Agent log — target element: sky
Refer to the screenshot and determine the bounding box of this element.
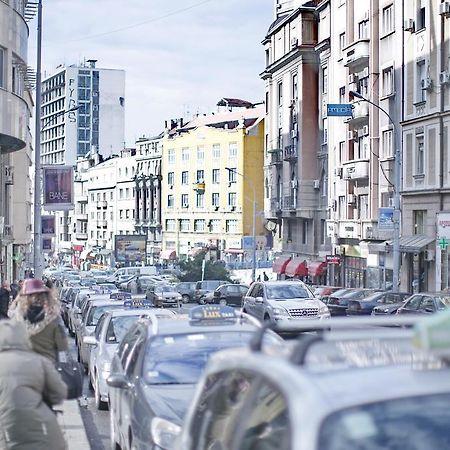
[28,0,273,146]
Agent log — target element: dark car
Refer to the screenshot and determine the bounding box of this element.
[313,286,343,304]
[327,289,380,316]
[396,293,450,315]
[346,291,411,315]
[194,280,228,304]
[175,282,197,303]
[205,284,249,306]
[372,298,409,315]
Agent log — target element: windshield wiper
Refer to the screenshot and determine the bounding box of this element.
[146,381,193,386]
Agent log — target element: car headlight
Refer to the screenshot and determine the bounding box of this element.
[151,417,181,450]
[176,294,182,300]
[319,305,329,315]
[272,307,289,317]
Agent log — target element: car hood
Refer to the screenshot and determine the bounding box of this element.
[373,302,404,312]
[158,291,180,298]
[267,298,322,309]
[142,383,196,424]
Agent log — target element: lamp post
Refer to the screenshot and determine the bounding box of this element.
[349,90,401,292]
[225,167,257,282]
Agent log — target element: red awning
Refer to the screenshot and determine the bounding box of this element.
[272,256,292,274]
[160,250,177,260]
[308,261,327,277]
[224,248,244,254]
[285,258,308,278]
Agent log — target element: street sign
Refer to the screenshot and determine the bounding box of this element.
[326,255,341,265]
[326,103,353,117]
[378,207,395,230]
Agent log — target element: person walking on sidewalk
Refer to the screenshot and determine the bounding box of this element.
[0,320,67,450]
[9,279,68,362]
[0,281,11,319]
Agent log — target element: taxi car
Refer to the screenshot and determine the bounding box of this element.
[175,314,450,450]
[242,281,329,332]
[84,300,176,410]
[107,305,281,450]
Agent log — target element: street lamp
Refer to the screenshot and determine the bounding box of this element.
[349,90,401,292]
[225,167,257,282]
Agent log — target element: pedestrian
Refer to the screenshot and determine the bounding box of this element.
[0,320,67,450]
[263,271,269,281]
[9,279,68,362]
[136,276,142,294]
[257,274,261,282]
[0,281,11,319]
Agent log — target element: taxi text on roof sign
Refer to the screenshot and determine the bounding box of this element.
[110,292,132,300]
[124,299,154,309]
[189,305,237,321]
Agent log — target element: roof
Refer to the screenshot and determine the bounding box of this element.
[216,98,255,108]
[385,235,434,253]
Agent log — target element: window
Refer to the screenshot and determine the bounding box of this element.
[212,144,220,159]
[417,6,426,31]
[168,149,175,164]
[382,66,394,96]
[416,136,424,175]
[165,219,176,231]
[167,172,174,185]
[338,141,345,164]
[322,66,328,94]
[322,118,328,144]
[210,219,221,232]
[181,194,189,208]
[180,219,190,232]
[119,209,124,219]
[212,193,220,207]
[119,189,123,200]
[413,210,426,234]
[339,32,346,53]
[228,192,237,208]
[382,4,394,35]
[226,220,238,233]
[181,171,189,185]
[356,136,369,159]
[416,60,426,102]
[196,192,205,208]
[358,20,369,39]
[292,73,298,101]
[278,81,283,106]
[196,170,204,182]
[339,86,346,104]
[125,188,130,199]
[194,220,205,232]
[182,147,189,162]
[320,219,326,245]
[228,168,237,184]
[358,76,369,97]
[125,210,130,219]
[302,220,308,245]
[339,196,346,220]
[167,194,174,208]
[228,142,238,159]
[197,146,204,160]
[212,169,220,184]
[381,130,393,158]
[358,195,369,219]
[0,49,5,86]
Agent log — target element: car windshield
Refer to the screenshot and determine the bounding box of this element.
[143,331,277,385]
[319,394,450,449]
[105,315,139,343]
[87,304,124,326]
[155,285,175,293]
[266,284,312,300]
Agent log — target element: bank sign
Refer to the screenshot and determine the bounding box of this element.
[43,166,74,210]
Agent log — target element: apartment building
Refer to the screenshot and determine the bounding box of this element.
[160,105,266,263]
[0,0,34,281]
[40,59,125,166]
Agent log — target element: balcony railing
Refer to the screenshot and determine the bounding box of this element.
[342,159,370,180]
[269,150,283,165]
[270,198,282,213]
[75,232,88,240]
[344,39,369,68]
[283,195,296,211]
[284,145,298,161]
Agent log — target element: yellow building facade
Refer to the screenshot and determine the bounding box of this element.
[160,106,266,263]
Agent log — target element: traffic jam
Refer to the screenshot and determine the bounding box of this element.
[49,265,450,450]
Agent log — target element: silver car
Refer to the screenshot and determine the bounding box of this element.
[84,306,177,410]
[242,281,329,332]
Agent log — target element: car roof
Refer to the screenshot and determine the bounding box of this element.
[254,280,307,287]
[105,308,176,318]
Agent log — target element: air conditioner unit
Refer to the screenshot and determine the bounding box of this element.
[424,249,435,261]
[347,194,356,204]
[365,226,373,239]
[421,77,433,90]
[348,73,358,84]
[360,67,369,78]
[439,1,450,17]
[439,71,450,85]
[313,179,320,189]
[335,167,343,178]
[404,19,415,32]
[291,179,298,189]
[362,125,369,136]
[347,130,357,141]
[291,129,297,139]
[291,37,298,48]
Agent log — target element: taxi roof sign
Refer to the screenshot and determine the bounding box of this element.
[124,299,154,309]
[189,305,237,322]
[110,292,132,301]
[413,309,450,356]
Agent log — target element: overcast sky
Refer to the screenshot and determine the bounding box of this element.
[28,0,273,146]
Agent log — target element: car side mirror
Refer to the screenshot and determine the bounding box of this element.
[83,336,98,346]
[255,297,264,304]
[107,374,132,390]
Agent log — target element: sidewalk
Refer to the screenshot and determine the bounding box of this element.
[58,399,90,449]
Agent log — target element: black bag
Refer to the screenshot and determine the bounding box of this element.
[56,361,84,399]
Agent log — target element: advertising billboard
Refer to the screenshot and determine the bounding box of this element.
[43,166,74,210]
[42,238,53,251]
[114,235,147,263]
[378,207,394,230]
[41,215,55,236]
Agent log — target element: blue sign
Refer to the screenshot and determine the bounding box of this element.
[378,207,395,230]
[242,236,253,250]
[327,103,353,117]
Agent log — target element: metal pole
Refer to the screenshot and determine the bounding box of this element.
[33,0,43,279]
[251,191,256,283]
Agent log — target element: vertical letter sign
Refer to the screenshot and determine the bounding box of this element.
[43,166,74,211]
[41,215,55,236]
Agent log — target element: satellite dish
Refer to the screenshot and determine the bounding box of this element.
[265,221,277,232]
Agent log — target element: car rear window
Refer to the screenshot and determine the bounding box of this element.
[86,304,124,326]
[319,394,450,450]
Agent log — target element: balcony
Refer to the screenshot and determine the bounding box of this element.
[96,201,107,208]
[75,232,88,240]
[346,101,369,125]
[96,220,108,228]
[75,213,88,221]
[342,159,370,180]
[284,145,298,162]
[344,39,369,69]
[283,195,296,211]
[269,149,283,166]
[78,195,88,203]
[338,220,362,239]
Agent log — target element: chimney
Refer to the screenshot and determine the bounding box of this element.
[87,59,97,68]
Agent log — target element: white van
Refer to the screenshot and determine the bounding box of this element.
[108,266,158,283]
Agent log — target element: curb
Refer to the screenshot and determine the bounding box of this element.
[58,399,91,449]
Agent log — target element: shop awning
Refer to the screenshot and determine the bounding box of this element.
[385,235,434,253]
[160,250,177,260]
[224,248,244,254]
[272,256,291,274]
[308,261,327,277]
[285,258,308,278]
